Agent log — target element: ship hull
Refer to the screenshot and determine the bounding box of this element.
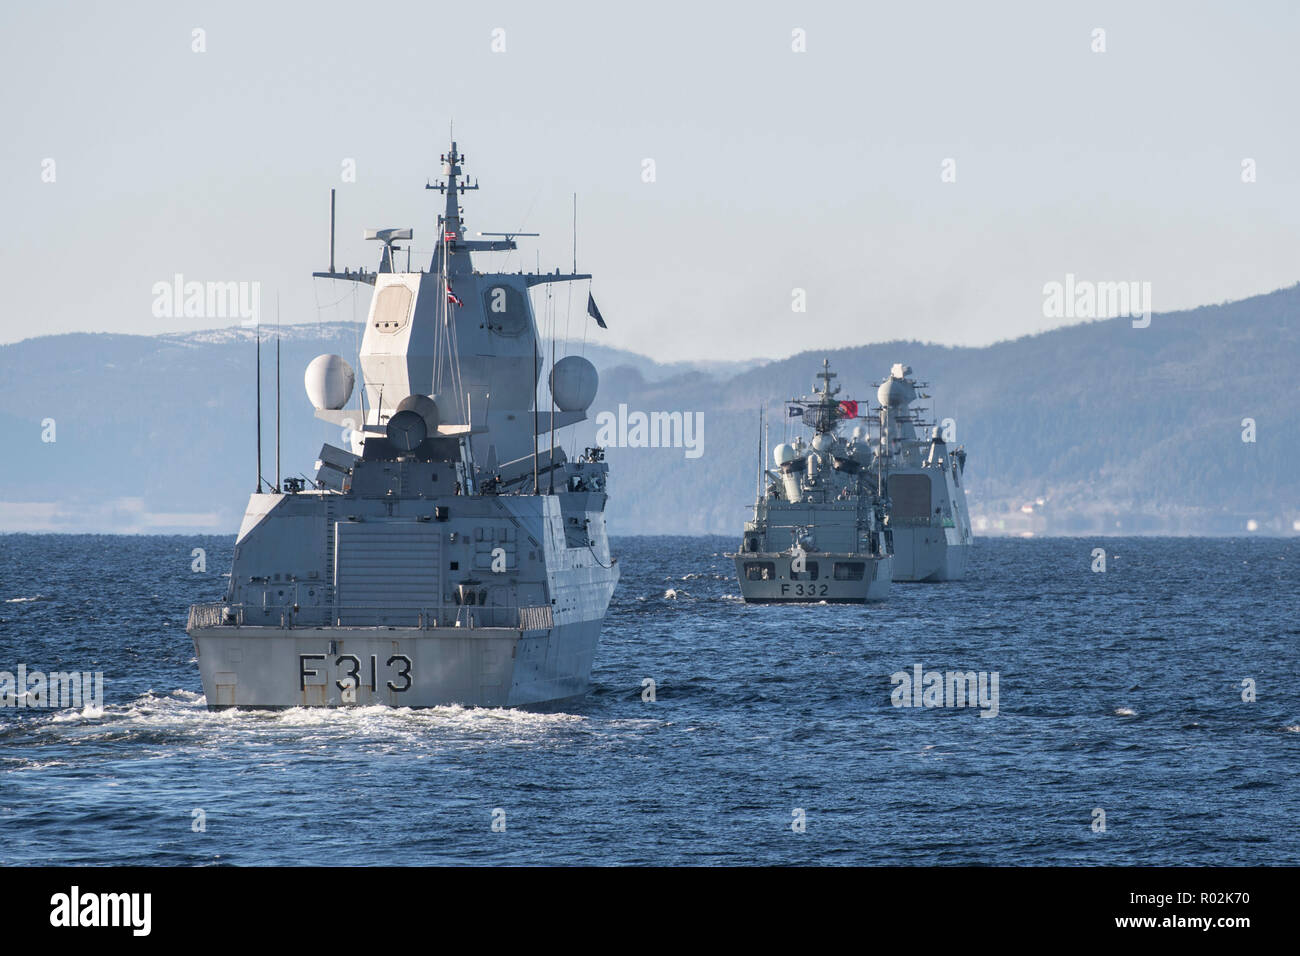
[191,485,620,709]
[891,526,969,582]
[191,618,604,709]
[731,552,892,603]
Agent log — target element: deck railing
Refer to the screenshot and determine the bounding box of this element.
[187,601,554,632]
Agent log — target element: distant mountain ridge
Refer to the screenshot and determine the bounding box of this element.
[1,284,1297,535]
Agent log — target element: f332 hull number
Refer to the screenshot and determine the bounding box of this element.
[780,584,829,597]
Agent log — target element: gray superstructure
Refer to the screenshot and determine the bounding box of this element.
[186,141,619,708]
[729,361,893,602]
[874,363,972,582]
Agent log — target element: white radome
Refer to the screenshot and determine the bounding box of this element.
[305,354,355,410]
[549,355,599,412]
[773,443,796,466]
[877,377,915,408]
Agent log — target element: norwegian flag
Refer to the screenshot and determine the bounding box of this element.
[445,282,463,307]
[838,400,860,418]
[443,230,456,242]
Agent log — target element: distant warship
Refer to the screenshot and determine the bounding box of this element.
[186,141,619,708]
[873,363,972,582]
[729,361,892,602]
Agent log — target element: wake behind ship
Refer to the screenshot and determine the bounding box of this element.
[186,141,619,708]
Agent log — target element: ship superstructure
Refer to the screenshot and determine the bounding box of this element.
[729,360,892,602]
[186,141,619,708]
[873,363,972,582]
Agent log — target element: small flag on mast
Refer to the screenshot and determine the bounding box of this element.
[446,282,462,307]
[838,400,859,418]
[587,292,607,329]
[788,406,803,418]
[443,230,456,242]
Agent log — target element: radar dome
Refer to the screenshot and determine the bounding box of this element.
[305,354,355,410]
[773,443,796,467]
[877,377,915,408]
[396,394,440,433]
[548,356,599,412]
[812,432,835,454]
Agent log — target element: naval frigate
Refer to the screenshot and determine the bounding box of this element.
[729,360,893,602]
[874,363,972,582]
[186,140,619,708]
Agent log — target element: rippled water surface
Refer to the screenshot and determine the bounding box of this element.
[1,534,1296,865]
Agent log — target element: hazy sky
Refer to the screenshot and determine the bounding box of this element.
[3,1,1299,362]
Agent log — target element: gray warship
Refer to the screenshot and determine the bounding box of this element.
[186,140,619,708]
[874,363,972,582]
[729,361,893,602]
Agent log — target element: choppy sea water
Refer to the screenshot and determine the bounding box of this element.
[0,534,1296,866]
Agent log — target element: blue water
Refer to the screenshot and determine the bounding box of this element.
[0,534,1296,865]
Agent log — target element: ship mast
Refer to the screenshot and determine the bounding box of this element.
[812,358,841,434]
[428,140,476,253]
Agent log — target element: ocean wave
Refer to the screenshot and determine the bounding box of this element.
[21,691,593,745]
[47,705,105,723]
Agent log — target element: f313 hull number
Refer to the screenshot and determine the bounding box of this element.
[299,654,413,694]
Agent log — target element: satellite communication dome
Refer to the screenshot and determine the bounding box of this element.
[812,432,835,454]
[877,377,915,408]
[773,443,796,467]
[304,354,355,410]
[549,356,599,412]
[396,394,440,432]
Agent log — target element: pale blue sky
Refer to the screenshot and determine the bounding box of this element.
[3,0,1298,361]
